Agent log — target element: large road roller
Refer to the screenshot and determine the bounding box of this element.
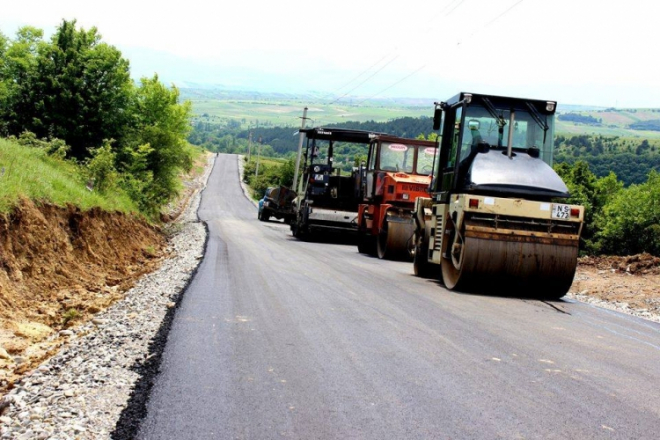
[413,92,584,299]
[357,136,438,260]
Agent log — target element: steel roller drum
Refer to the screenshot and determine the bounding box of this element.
[442,231,579,299]
[378,218,415,260]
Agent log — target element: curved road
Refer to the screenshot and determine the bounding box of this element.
[138,154,660,439]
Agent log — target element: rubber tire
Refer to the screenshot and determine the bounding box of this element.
[357,232,376,255]
[413,241,434,278]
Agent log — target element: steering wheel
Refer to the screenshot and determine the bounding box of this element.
[420,165,433,174]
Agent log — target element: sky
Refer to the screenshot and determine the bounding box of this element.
[2,0,660,108]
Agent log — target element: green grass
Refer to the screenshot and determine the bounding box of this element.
[0,138,139,214]
[248,156,286,167]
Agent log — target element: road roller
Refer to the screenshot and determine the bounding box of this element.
[412,92,584,299]
[357,136,438,260]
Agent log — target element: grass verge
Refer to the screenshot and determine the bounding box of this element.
[0,138,139,214]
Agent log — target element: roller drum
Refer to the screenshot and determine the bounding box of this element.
[442,235,578,299]
[377,217,414,260]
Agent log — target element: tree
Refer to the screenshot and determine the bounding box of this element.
[555,161,598,252]
[122,75,193,214]
[596,171,660,256]
[0,31,9,133]
[0,26,44,135]
[13,20,132,159]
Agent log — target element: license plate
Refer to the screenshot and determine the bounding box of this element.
[552,204,570,219]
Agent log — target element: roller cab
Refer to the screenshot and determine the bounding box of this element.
[413,92,584,299]
[357,136,438,259]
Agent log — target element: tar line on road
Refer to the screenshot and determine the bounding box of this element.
[109,159,216,440]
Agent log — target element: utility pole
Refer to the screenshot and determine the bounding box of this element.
[292,107,308,193]
[248,132,252,162]
[255,136,263,178]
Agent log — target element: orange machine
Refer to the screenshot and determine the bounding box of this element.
[357,136,438,259]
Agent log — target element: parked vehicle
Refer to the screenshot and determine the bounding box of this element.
[258,186,297,223]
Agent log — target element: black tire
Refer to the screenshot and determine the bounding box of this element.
[413,240,434,278]
[357,231,376,255]
[291,220,307,241]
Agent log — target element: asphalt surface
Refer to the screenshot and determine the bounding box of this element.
[137,154,660,439]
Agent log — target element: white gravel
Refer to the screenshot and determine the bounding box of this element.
[566,292,660,324]
[0,156,214,440]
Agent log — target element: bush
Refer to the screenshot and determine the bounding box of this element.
[596,171,660,256]
[86,141,118,193]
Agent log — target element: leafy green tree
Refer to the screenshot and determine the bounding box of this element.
[555,161,599,252]
[278,157,296,188]
[122,75,193,214]
[86,141,118,193]
[12,20,132,159]
[596,171,660,256]
[0,31,8,132]
[593,171,623,213]
[0,27,45,135]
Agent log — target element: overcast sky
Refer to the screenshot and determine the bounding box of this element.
[2,0,659,107]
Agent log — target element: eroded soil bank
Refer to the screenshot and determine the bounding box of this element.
[0,200,166,387]
[571,253,660,321]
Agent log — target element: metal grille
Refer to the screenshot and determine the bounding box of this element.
[467,213,581,236]
[433,215,444,251]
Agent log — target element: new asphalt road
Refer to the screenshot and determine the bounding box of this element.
[137,154,660,439]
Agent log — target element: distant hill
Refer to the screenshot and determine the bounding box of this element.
[186,90,660,185]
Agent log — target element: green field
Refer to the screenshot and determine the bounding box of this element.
[184,90,660,141]
[555,122,660,139]
[556,108,660,139]
[190,99,430,128]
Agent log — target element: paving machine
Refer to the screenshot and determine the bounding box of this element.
[357,136,438,259]
[291,127,378,240]
[413,92,584,299]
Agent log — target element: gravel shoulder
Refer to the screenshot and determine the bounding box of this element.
[0,156,214,440]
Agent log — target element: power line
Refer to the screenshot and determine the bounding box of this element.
[327,55,400,106]
[320,0,459,108]
[316,0,520,118]
[322,52,393,100]
[354,0,525,102]
[355,65,427,105]
[445,0,468,16]
[457,0,524,46]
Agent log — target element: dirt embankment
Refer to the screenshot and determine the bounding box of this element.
[571,253,660,319]
[0,200,166,385]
